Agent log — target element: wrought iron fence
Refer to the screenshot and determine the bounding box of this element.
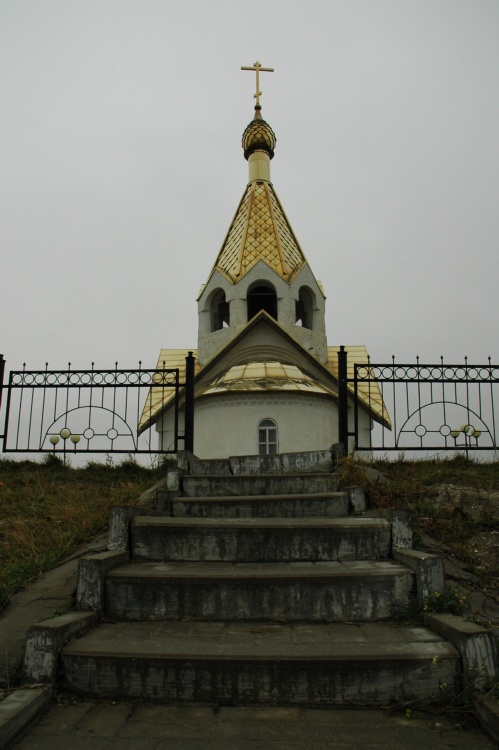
[0,353,195,456]
[348,356,498,455]
[2,349,497,459]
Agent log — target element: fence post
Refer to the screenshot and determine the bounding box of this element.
[0,355,5,412]
[184,351,195,453]
[0,354,6,448]
[338,346,348,455]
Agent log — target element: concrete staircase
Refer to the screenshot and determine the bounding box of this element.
[55,452,461,705]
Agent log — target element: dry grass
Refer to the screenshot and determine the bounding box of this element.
[338,454,499,596]
[0,455,166,612]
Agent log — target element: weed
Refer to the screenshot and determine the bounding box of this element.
[423,587,470,616]
[338,456,499,597]
[42,453,67,470]
[0,456,166,612]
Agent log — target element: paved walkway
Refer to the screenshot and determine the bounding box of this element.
[10,701,497,749]
[0,533,107,686]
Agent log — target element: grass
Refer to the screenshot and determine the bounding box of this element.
[0,455,167,612]
[337,454,499,597]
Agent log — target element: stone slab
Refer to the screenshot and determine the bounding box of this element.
[345,486,366,513]
[172,492,349,518]
[107,506,167,550]
[189,459,231,476]
[280,450,333,474]
[181,474,339,498]
[23,611,98,684]
[229,454,282,475]
[76,551,127,613]
[424,612,499,685]
[131,516,391,562]
[60,621,459,706]
[11,703,497,750]
[393,549,444,604]
[0,687,51,749]
[475,691,499,745]
[105,560,415,622]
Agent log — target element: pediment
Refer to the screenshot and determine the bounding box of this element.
[195,312,336,392]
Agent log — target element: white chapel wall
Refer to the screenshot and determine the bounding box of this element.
[155,393,373,459]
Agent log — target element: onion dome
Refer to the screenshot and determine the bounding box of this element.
[242,105,276,160]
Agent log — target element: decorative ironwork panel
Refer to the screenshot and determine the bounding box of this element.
[1,363,184,455]
[352,357,498,454]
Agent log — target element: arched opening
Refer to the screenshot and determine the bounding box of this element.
[210,289,230,331]
[258,418,278,455]
[295,286,315,329]
[247,283,277,321]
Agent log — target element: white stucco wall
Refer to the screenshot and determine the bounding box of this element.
[155,392,372,458]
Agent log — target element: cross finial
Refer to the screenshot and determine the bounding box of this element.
[241,61,274,106]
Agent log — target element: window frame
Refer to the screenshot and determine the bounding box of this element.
[258,418,278,455]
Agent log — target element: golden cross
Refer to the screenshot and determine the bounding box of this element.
[241,61,274,106]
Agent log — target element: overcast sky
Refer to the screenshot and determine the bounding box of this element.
[2,0,498,377]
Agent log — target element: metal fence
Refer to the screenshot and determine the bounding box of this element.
[346,356,498,455]
[0,353,195,456]
[2,349,497,459]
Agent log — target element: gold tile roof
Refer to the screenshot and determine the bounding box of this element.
[212,181,307,284]
[199,362,336,398]
[138,350,200,434]
[138,343,391,435]
[325,346,392,430]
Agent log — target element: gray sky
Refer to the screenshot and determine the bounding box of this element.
[2,0,498,375]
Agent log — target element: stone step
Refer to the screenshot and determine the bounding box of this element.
[105,561,415,622]
[172,492,349,518]
[188,451,335,476]
[131,516,391,563]
[181,473,339,499]
[60,621,460,706]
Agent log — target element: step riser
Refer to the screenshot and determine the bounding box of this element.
[132,527,391,562]
[106,575,415,622]
[182,475,339,498]
[61,655,458,706]
[189,451,335,476]
[172,496,349,519]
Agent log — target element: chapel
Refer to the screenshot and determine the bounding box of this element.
[139,64,387,457]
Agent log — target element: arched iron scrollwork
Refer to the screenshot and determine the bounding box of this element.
[43,406,138,452]
[1,360,192,455]
[350,355,498,454]
[395,402,493,449]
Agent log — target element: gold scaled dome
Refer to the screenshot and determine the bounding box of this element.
[242,105,276,160]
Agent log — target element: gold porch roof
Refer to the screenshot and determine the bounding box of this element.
[138,340,391,434]
[138,350,200,435]
[325,345,392,430]
[198,362,336,398]
[212,180,308,284]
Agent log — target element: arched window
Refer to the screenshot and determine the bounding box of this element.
[295,286,315,329]
[258,418,278,455]
[210,289,230,331]
[247,283,277,321]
